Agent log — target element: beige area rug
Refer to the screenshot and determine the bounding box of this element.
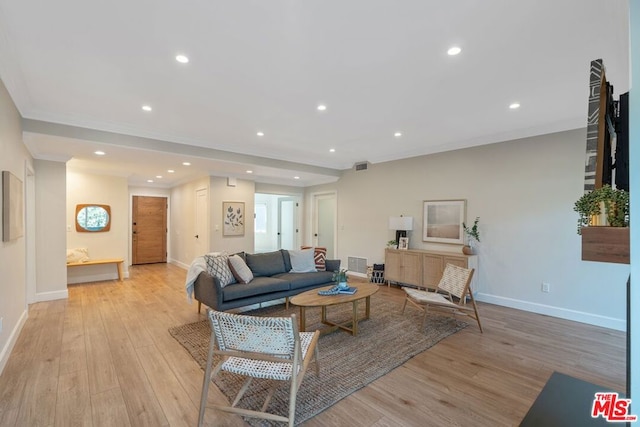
[169,293,467,426]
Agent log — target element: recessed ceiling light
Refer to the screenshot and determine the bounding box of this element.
[509,102,521,109]
[317,104,327,111]
[246,170,253,174]
[294,176,300,180]
[147,179,154,183]
[329,148,336,153]
[142,105,152,112]
[167,169,175,173]
[394,132,402,137]
[94,150,106,156]
[182,162,191,166]
[176,54,189,64]
[447,46,462,56]
[256,131,264,137]
[156,175,162,179]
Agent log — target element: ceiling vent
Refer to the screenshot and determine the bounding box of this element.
[354,161,369,171]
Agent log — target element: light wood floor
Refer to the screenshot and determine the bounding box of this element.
[0,263,625,426]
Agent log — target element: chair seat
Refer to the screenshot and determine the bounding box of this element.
[221,331,317,380]
[404,288,459,308]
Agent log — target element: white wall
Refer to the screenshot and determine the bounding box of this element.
[0,78,31,374]
[209,177,255,254]
[306,129,629,330]
[66,170,129,283]
[34,159,67,300]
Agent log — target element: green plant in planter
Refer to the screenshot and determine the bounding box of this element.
[462,217,481,246]
[387,240,397,248]
[573,184,629,234]
[332,269,348,283]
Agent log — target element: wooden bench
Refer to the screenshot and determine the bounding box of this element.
[67,258,124,281]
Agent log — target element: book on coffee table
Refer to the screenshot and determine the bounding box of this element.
[338,287,357,295]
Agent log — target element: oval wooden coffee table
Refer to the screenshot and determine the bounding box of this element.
[290,283,379,336]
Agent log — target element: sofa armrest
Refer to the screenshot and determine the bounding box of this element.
[193,271,223,312]
[325,259,341,272]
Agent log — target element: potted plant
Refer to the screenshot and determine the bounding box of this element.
[462,217,480,255]
[573,184,629,234]
[332,269,349,289]
[386,240,398,249]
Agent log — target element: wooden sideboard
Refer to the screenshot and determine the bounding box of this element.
[385,248,478,291]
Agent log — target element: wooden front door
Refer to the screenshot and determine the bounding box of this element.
[132,196,167,265]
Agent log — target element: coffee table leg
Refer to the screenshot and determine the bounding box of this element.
[352,300,358,335]
[299,307,306,332]
[365,296,371,320]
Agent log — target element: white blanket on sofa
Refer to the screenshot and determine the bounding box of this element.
[185,256,206,303]
[185,252,224,302]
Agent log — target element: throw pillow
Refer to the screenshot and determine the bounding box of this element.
[301,246,327,271]
[204,254,236,287]
[66,247,90,263]
[228,254,253,284]
[288,249,317,273]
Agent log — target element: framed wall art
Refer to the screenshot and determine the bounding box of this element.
[223,201,245,236]
[422,199,466,244]
[2,170,24,242]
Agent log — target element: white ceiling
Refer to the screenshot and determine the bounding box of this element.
[0,0,630,188]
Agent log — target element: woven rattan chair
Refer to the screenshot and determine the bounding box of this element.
[401,263,483,332]
[198,309,320,427]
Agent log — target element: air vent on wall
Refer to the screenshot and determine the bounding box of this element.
[347,256,368,275]
[354,161,369,171]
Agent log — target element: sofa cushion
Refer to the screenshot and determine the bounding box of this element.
[204,254,236,287]
[289,249,317,273]
[273,271,335,290]
[245,251,286,277]
[301,246,327,271]
[222,276,290,301]
[281,249,292,272]
[228,254,253,284]
[325,259,340,273]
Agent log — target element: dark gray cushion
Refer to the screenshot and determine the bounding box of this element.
[325,259,341,272]
[221,276,290,301]
[245,251,286,277]
[281,249,292,272]
[273,271,335,290]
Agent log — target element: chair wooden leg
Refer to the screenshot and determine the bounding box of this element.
[401,296,408,313]
[198,329,217,427]
[197,301,201,314]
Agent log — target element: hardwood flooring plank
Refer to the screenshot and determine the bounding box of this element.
[135,345,198,427]
[85,332,119,395]
[54,368,92,427]
[108,337,169,427]
[91,388,132,427]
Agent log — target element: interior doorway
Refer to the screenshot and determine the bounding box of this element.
[254,194,300,253]
[312,192,337,258]
[132,196,167,264]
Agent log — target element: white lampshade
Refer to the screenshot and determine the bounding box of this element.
[388,216,413,231]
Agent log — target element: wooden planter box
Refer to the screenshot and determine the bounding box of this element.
[581,226,630,264]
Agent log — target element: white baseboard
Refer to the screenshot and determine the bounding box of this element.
[476,293,625,332]
[170,259,190,270]
[34,289,69,302]
[0,309,28,375]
